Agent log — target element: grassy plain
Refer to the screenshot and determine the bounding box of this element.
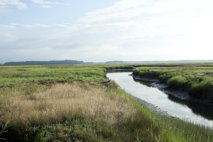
[0,64,213,142]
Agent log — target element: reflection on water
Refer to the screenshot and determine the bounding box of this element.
[107,72,213,128]
[138,79,213,120]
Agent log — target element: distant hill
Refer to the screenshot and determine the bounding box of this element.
[4,60,85,65]
[3,59,213,65]
[106,60,213,64]
[105,61,126,64]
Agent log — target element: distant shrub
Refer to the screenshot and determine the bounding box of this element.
[159,72,177,83]
[133,69,163,78]
[167,76,188,90]
[189,80,213,99]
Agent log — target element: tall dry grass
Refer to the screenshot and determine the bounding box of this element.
[0,82,136,125]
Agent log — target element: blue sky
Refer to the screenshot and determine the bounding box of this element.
[1,0,116,24]
[0,0,213,63]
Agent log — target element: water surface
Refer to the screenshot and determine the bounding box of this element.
[107,72,213,128]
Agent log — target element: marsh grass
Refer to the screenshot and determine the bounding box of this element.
[0,82,160,142]
[0,64,213,142]
[0,65,106,87]
[1,83,135,125]
[133,67,213,100]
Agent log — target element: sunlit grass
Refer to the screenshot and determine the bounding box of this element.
[1,83,135,125]
[0,82,159,142]
[0,65,106,87]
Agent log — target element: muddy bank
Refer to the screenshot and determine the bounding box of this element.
[106,64,189,73]
[106,68,133,72]
[132,74,213,106]
[132,74,213,120]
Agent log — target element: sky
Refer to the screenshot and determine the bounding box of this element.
[0,0,213,63]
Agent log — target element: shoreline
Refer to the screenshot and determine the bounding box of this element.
[132,74,213,106]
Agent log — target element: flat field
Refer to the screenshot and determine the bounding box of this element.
[0,64,213,142]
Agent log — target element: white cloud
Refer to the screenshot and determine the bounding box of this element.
[31,0,61,8]
[80,0,213,23]
[77,0,213,60]
[0,0,27,9]
[0,32,17,43]
[1,0,213,62]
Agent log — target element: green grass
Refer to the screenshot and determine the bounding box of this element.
[0,65,106,87]
[133,66,213,100]
[0,64,213,142]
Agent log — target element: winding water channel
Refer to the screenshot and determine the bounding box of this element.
[107,72,213,128]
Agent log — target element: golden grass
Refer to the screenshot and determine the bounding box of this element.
[0,82,136,125]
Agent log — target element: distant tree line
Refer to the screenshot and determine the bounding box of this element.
[4,60,85,65]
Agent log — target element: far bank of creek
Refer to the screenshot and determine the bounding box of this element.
[106,72,213,128]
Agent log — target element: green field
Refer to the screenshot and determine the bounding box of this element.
[0,64,213,142]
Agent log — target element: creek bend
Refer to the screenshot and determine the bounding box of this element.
[107,72,213,128]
